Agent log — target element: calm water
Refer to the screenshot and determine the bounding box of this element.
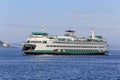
[0,48,120,80]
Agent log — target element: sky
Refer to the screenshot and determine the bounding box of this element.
[0,0,120,47]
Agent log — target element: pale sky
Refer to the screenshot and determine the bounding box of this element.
[0,0,120,47]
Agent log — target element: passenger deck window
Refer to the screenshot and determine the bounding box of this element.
[43,41,47,44]
[27,41,30,43]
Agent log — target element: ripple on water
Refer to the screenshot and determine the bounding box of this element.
[0,48,120,80]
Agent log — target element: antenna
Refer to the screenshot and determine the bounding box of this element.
[91,29,95,39]
[91,24,96,39]
[41,25,45,32]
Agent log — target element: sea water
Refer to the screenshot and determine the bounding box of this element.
[0,48,120,80]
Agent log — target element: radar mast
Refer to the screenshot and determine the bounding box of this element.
[41,25,45,32]
[91,29,96,39]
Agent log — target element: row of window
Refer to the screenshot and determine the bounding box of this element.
[61,49,100,52]
[27,41,47,44]
[46,45,104,48]
[53,41,104,44]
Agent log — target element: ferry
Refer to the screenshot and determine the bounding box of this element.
[22,26,108,55]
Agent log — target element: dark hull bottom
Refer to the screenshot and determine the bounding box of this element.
[24,52,105,55]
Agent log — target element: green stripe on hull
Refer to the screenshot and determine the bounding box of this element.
[32,50,53,53]
[24,49,105,55]
[59,49,105,55]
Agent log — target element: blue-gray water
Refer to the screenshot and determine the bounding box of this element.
[0,48,120,80]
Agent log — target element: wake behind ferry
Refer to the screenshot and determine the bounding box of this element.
[22,26,108,55]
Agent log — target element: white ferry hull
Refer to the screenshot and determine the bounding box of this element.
[22,44,107,55]
[23,50,106,55]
